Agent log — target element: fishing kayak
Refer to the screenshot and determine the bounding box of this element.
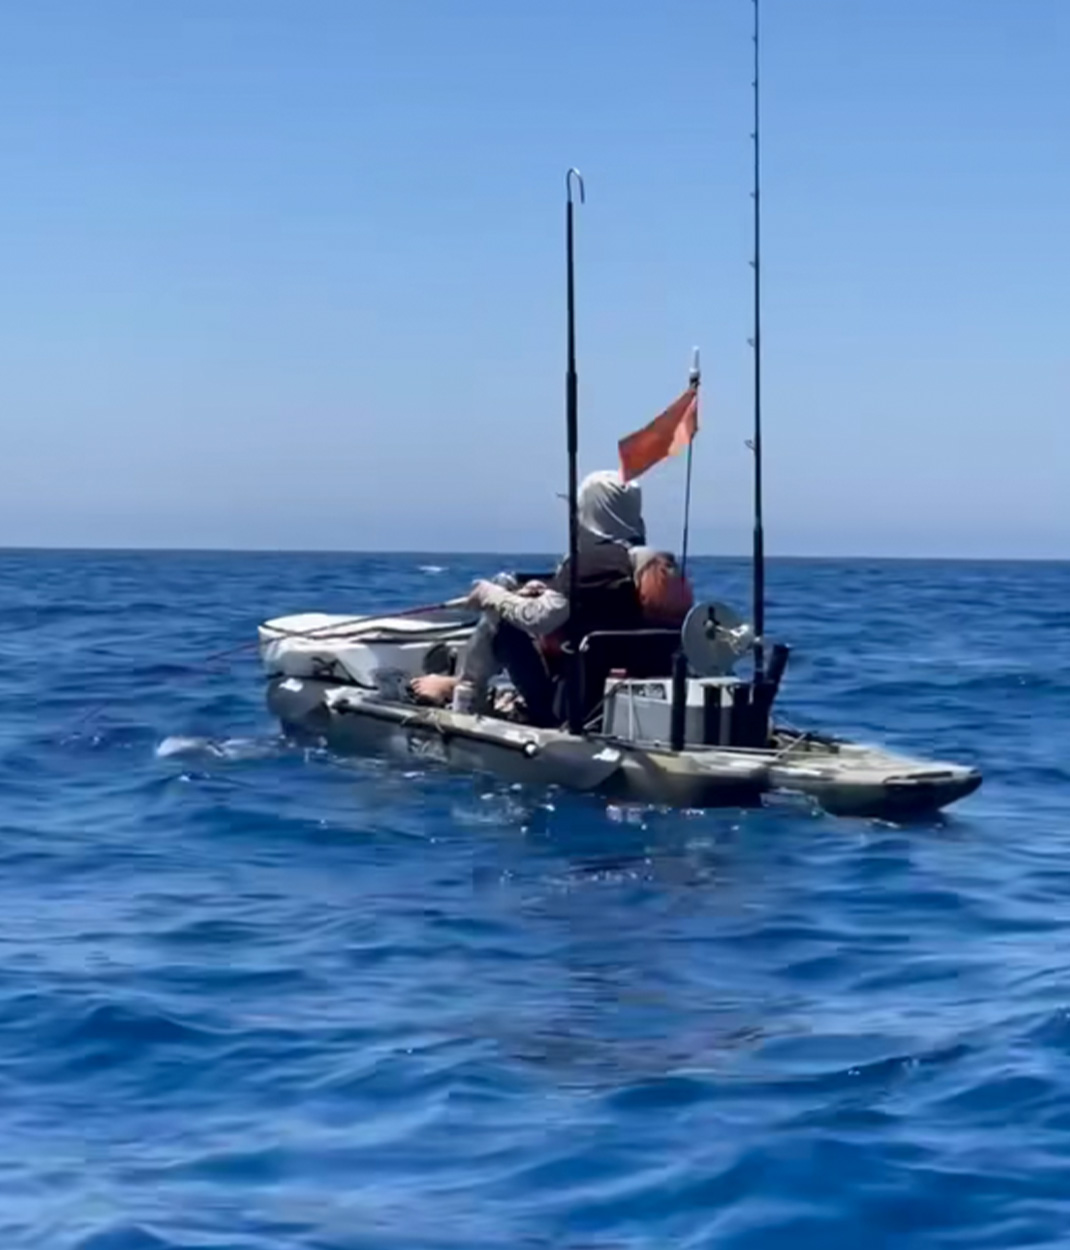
[257,603,982,819]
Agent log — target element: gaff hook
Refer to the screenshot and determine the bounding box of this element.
[566,167,585,205]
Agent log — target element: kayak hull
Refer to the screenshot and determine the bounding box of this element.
[266,677,981,818]
[266,677,769,807]
[766,735,982,819]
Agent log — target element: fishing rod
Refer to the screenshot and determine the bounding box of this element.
[750,0,766,680]
[201,595,471,665]
[565,167,585,736]
[64,596,473,737]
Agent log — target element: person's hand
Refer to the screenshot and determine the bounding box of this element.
[518,580,548,598]
[465,579,497,609]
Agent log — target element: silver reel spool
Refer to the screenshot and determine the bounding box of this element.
[681,601,756,676]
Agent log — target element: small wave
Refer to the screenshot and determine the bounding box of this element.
[419,564,447,574]
[75,1226,177,1250]
[61,1001,220,1053]
[28,1000,228,1082]
[839,668,1070,702]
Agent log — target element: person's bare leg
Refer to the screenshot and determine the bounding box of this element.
[409,613,497,709]
[410,579,517,711]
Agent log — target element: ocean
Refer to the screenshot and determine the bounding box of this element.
[1,548,1068,1249]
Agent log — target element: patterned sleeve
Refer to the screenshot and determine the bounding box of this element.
[478,583,570,636]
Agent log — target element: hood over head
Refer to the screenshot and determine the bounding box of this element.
[576,470,646,546]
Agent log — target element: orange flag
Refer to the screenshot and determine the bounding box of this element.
[617,385,699,482]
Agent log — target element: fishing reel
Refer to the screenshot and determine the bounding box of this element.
[681,601,757,676]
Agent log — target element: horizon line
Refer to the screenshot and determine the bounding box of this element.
[0,543,1066,564]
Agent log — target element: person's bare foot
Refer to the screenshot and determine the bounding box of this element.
[410,673,458,705]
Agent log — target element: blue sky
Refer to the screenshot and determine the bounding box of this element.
[1,0,1066,556]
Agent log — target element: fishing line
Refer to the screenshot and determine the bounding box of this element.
[64,594,473,737]
[199,595,471,666]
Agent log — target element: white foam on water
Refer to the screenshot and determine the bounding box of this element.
[156,735,216,759]
[155,735,284,761]
[217,736,289,761]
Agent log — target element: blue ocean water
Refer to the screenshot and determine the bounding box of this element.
[1,549,1069,1250]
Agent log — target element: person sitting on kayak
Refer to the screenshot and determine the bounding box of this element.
[411,471,690,726]
[411,469,644,723]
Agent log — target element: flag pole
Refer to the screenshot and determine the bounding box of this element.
[565,167,585,735]
[678,346,701,578]
[670,348,701,752]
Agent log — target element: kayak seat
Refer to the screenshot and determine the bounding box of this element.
[573,628,681,726]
